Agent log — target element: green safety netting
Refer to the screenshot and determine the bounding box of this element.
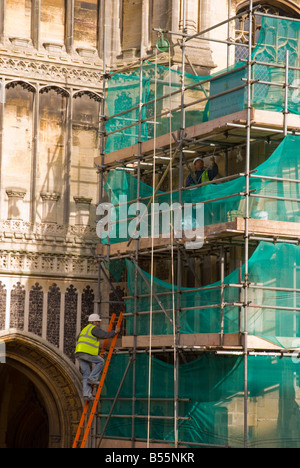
[104,16,300,153]
[124,241,300,348]
[209,15,300,119]
[100,353,300,448]
[100,135,300,245]
[105,61,210,153]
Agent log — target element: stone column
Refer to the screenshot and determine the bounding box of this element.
[185,0,215,74]
[0,0,5,43]
[199,0,211,36]
[31,0,40,49]
[99,0,122,66]
[31,84,39,225]
[172,0,215,74]
[200,0,229,71]
[65,0,74,53]
[180,0,199,33]
[141,0,151,56]
[64,90,72,225]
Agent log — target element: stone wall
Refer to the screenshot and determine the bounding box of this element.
[0,278,97,362]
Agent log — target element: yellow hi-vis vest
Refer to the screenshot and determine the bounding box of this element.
[198,170,209,183]
[75,325,100,356]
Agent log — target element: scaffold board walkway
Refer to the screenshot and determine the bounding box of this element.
[97,218,300,258]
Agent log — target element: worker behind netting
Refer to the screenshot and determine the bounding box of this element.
[185,156,218,187]
[75,314,121,401]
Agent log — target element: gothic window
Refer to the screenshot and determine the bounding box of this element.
[10,283,25,329]
[0,282,7,330]
[47,284,61,348]
[29,283,43,337]
[235,2,300,63]
[109,285,124,318]
[64,285,78,361]
[81,286,95,330]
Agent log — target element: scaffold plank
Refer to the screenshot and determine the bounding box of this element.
[96,218,300,257]
[95,109,300,168]
[121,333,285,351]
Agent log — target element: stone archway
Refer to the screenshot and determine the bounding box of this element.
[0,330,83,448]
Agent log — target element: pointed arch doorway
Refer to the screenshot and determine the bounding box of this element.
[0,330,83,448]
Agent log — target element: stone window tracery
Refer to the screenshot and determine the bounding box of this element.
[10,282,25,329]
[0,282,7,330]
[29,283,43,337]
[47,283,61,347]
[64,285,78,361]
[81,286,95,329]
[235,2,300,62]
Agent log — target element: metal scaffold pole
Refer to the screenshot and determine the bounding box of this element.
[243,0,253,449]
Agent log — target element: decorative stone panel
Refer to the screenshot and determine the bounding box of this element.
[10,282,25,329]
[47,284,61,348]
[28,283,43,337]
[81,285,95,329]
[0,282,6,330]
[64,285,78,361]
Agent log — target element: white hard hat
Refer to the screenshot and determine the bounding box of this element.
[88,313,102,322]
[193,157,203,165]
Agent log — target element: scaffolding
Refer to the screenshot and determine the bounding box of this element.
[88,0,300,449]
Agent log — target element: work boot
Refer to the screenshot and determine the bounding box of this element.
[88,379,100,386]
[83,394,95,401]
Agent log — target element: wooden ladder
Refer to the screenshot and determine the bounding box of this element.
[72,312,123,448]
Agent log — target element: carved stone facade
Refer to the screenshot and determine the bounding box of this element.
[1,0,300,449]
[0,0,105,448]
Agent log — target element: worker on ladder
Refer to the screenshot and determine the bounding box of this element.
[75,314,121,401]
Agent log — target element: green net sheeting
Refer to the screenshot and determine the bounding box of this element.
[209,16,300,119]
[104,16,300,153]
[105,62,209,153]
[99,353,300,448]
[124,241,300,348]
[100,135,300,245]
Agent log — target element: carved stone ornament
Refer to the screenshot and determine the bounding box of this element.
[40,192,61,202]
[0,53,103,90]
[0,250,98,278]
[6,189,26,199]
